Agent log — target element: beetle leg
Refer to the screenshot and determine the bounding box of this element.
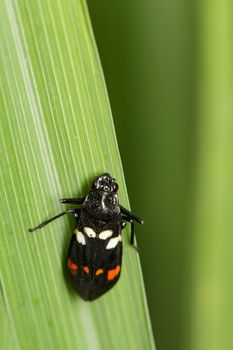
[120,205,144,224]
[60,197,85,204]
[28,208,80,232]
[121,216,139,252]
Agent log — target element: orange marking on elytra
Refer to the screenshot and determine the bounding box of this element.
[67,258,78,271]
[83,266,89,274]
[108,265,121,281]
[95,268,104,276]
[67,258,78,275]
[115,265,120,275]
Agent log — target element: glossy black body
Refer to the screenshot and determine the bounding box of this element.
[29,173,143,301]
[67,211,122,300]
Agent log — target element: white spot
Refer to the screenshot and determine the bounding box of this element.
[75,229,86,245]
[84,227,96,238]
[106,235,122,249]
[99,229,113,240]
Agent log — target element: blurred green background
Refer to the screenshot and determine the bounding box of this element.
[87,1,233,349]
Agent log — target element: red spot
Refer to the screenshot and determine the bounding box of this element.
[108,265,121,281]
[95,268,104,276]
[67,258,78,275]
[83,266,89,274]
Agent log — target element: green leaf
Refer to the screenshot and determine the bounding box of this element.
[0,0,155,349]
[186,1,233,349]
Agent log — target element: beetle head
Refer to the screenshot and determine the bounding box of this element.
[82,174,120,220]
[91,173,118,193]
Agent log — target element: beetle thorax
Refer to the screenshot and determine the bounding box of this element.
[82,190,120,220]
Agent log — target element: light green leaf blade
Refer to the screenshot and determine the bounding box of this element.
[0,0,155,349]
[187,0,233,349]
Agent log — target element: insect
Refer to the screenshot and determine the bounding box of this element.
[29,173,143,301]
